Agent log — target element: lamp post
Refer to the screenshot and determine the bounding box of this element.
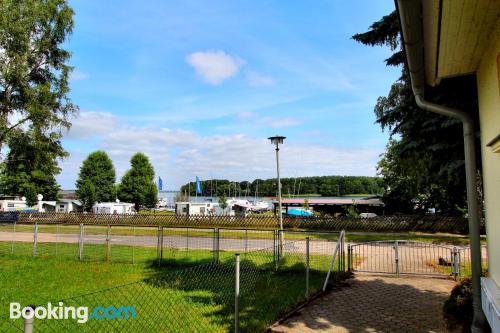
[269,135,286,257]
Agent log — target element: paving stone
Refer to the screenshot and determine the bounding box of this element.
[271,274,456,333]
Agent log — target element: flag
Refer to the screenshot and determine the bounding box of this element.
[195,176,202,194]
[158,176,163,191]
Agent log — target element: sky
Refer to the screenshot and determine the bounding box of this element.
[59,0,400,190]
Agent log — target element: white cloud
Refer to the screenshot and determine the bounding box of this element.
[238,111,301,128]
[58,119,381,189]
[65,111,118,140]
[186,50,245,85]
[246,71,275,86]
[70,69,89,81]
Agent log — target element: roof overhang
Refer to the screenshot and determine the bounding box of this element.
[422,0,500,86]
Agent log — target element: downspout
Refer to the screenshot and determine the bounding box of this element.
[396,0,486,331]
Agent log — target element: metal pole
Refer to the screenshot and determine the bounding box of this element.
[106,225,111,262]
[395,240,400,276]
[132,226,135,264]
[23,306,34,333]
[306,237,310,298]
[453,247,460,279]
[347,244,352,272]
[235,253,240,333]
[273,230,277,271]
[215,228,220,263]
[275,145,284,255]
[156,226,161,266]
[245,229,248,253]
[160,227,164,263]
[55,224,59,257]
[78,223,84,261]
[12,222,16,254]
[32,222,38,256]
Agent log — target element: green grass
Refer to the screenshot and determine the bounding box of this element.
[0,242,337,332]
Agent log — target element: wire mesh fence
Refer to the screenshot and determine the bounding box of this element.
[2,212,478,233]
[0,236,345,333]
[0,221,342,267]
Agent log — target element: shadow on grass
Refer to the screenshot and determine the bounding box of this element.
[143,255,337,333]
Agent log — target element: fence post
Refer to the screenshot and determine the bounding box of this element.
[11,222,16,254]
[394,240,400,276]
[215,228,220,263]
[305,237,310,298]
[273,230,278,271]
[347,244,352,272]
[245,229,248,253]
[235,253,240,333]
[132,226,136,264]
[32,222,38,257]
[157,226,163,266]
[452,247,459,279]
[106,225,111,262]
[78,223,84,261]
[23,306,34,333]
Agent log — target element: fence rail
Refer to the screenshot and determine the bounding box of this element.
[0,212,478,234]
[348,240,488,278]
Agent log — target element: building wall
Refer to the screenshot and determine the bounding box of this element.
[477,21,500,285]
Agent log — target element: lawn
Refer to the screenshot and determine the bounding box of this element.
[0,242,335,332]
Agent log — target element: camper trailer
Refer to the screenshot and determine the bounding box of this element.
[175,202,217,216]
[0,197,27,212]
[55,199,83,213]
[93,202,136,214]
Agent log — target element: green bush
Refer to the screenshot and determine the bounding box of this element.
[443,278,473,332]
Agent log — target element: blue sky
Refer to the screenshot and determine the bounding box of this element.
[59,0,400,189]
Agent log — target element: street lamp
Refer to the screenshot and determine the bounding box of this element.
[269,135,286,255]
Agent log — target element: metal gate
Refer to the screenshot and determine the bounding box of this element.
[348,241,463,277]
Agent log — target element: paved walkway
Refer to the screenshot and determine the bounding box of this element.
[271,274,457,333]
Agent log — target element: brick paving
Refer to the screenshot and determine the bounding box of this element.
[271,274,458,333]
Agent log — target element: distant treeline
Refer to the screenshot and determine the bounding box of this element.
[180,176,383,197]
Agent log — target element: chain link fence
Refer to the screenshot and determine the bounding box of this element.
[0,221,340,266]
[1,212,478,234]
[0,236,346,333]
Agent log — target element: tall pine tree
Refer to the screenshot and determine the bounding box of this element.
[353,11,480,215]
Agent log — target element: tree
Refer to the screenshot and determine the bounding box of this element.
[78,179,96,212]
[118,153,157,211]
[180,176,383,197]
[353,11,480,215]
[0,127,66,202]
[76,151,116,209]
[218,193,228,213]
[0,0,78,152]
[144,182,158,209]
